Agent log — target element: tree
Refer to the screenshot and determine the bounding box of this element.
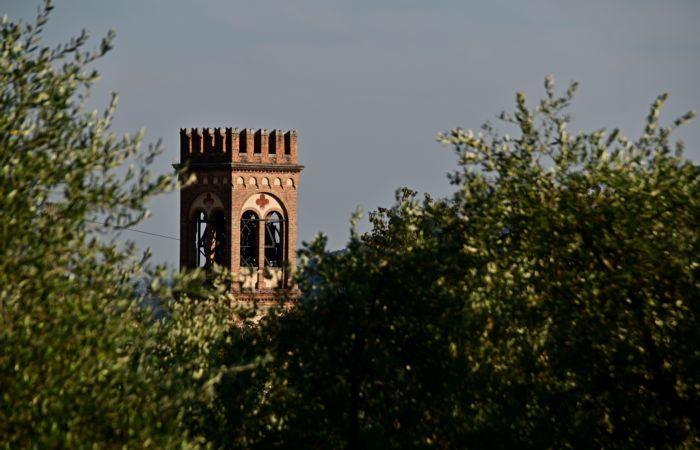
[218,78,699,448]
[0,3,244,447]
[435,79,699,447]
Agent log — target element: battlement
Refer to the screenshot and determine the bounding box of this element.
[180,127,298,165]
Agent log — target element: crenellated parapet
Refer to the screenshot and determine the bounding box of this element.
[180,127,298,165]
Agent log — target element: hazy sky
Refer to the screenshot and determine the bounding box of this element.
[5,0,700,267]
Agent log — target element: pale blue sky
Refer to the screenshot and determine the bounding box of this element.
[5,0,700,266]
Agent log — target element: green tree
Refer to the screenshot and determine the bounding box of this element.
[219,78,699,448]
[435,79,699,448]
[0,3,243,447]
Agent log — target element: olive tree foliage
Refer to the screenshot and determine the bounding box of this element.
[222,78,699,449]
[434,78,699,448]
[0,3,243,447]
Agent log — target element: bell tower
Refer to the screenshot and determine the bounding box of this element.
[178,127,303,302]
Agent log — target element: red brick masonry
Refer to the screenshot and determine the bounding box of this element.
[178,127,303,304]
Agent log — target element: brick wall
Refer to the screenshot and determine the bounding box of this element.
[179,127,303,303]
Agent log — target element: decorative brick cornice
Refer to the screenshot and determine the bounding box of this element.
[175,162,304,173]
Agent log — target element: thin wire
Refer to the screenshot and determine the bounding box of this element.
[45,189,180,241]
[86,219,180,241]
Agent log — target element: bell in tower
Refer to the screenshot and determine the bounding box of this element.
[178,127,304,303]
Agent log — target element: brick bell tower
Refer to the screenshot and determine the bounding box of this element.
[178,127,303,302]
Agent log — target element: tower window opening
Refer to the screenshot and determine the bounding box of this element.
[239,134,247,154]
[194,210,227,268]
[214,131,224,152]
[195,210,207,267]
[240,211,259,267]
[269,135,277,154]
[284,133,291,155]
[264,212,284,267]
[254,130,262,154]
[212,211,226,265]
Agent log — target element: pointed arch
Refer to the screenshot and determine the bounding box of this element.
[191,207,227,268]
[264,211,285,267]
[240,210,259,267]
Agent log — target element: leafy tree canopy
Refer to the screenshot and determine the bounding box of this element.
[216,78,700,449]
[0,2,248,447]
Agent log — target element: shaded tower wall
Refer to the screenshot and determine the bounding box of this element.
[178,127,303,302]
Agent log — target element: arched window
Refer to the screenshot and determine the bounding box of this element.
[264,211,284,267]
[194,210,227,268]
[212,210,226,266]
[194,210,208,268]
[240,211,259,267]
